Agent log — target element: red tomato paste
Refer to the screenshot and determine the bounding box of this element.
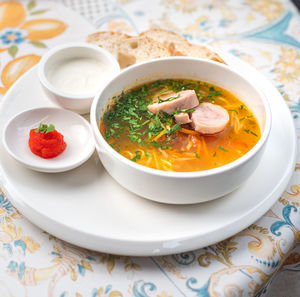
[29,128,67,159]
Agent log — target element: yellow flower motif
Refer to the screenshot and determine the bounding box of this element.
[0,1,66,48]
[160,0,198,13]
[274,47,300,84]
[96,287,123,297]
[0,1,67,94]
[0,222,40,253]
[0,54,41,94]
[21,236,40,253]
[107,21,134,33]
[1,222,21,240]
[21,18,66,41]
[0,1,26,31]
[245,0,284,22]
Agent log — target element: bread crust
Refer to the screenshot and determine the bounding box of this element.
[86,31,131,58]
[140,28,189,55]
[86,28,225,68]
[117,36,171,68]
[140,28,225,64]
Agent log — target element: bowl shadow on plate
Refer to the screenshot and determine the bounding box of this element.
[39,151,237,214]
[6,141,242,228]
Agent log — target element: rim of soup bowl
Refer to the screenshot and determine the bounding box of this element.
[90,56,272,179]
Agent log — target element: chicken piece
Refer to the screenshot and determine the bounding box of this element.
[174,112,191,124]
[147,90,199,114]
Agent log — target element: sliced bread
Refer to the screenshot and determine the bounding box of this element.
[140,28,225,64]
[86,31,131,59]
[117,36,171,69]
[140,28,189,55]
[175,43,225,64]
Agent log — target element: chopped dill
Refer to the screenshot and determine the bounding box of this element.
[131,151,141,162]
[218,146,228,152]
[229,109,238,114]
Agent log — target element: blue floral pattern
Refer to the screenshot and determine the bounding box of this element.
[0,28,26,46]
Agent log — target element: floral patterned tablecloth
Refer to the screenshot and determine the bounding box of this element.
[0,0,299,296]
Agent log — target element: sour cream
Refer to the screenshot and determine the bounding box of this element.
[47,57,114,96]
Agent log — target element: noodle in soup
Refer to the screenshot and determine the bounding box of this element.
[100,79,260,172]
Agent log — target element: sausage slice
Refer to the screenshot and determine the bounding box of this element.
[190,102,229,134]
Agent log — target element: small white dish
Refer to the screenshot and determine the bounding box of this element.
[38,42,120,114]
[2,107,95,173]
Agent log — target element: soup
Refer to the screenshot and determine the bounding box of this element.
[100,79,261,172]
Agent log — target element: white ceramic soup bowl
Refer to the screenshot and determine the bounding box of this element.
[90,57,271,204]
[38,42,120,114]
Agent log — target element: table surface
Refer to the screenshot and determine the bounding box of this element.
[0,0,299,296]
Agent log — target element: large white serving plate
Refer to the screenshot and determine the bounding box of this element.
[0,54,296,256]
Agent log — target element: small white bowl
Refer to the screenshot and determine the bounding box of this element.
[38,42,120,114]
[3,107,95,173]
[90,57,272,204]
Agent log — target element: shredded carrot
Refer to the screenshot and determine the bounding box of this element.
[201,137,208,157]
[180,128,200,136]
[197,142,201,156]
[153,128,168,141]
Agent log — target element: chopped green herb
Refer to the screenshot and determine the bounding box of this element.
[218,146,228,152]
[102,79,257,162]
[35,123,55,134]
[244,129,257,136]
[131,151,141,162]
[158,94,180,103]
[195,152,200,158]
[196,92,203,98]
[209,86,222,97]
[151,141,171,150]
[165,123,181,136]
[240,115,253,121]
[172,108,195,115]
[229,109,238,114]
[112,144,120,152]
